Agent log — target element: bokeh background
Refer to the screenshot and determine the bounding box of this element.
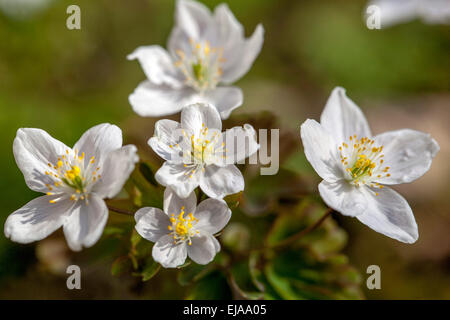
[0,0,449,299]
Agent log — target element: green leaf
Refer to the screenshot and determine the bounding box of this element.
[264,249,364,300]
[140,258,161,281]
[248,251,283,300]
[111,256,132,276]
[177,263,214,286]
[229,261,264,300]
[125,161,164,208]
[266,199,347,257]
[185,271,232,300]
[224,191,243,209]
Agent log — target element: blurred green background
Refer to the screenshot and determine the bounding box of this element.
[0,0,449,299]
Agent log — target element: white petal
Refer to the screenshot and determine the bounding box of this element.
[367,0,418,28]
[199,164,244,199]
[181,103,222,134]
[172,0,213,41]
[219,24,264,84]
[73,123,122,164]
[218,124,259,165]
[148,119,185,163]
[13,128,69,193]
[163,187,197,216]
[4,195,71,244]
[300,119,343,181]
[127,45,183,88]
[419,1,450,24]
[187,234,218,265]
[320,87,372,144]
[63,194,109,251]
[152,234,187,268]
[135,207,170,242]
[211,236,221,253]
[93,145,139,199]
[155,162,200,198]
[357,186,418,244]
[128,80,197,117]
[373,129,439,184]
[194,198,231,234]
[318,180,366,217]
[201,86,243,119]
[213,3,245,42]
[167,26,193,59]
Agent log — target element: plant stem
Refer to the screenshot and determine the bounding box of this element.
[107,205,135,216]
[269,208,334,250]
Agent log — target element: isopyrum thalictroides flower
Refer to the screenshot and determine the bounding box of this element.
[300,87,439,243]
[127,0,264,119]
[5,123,139,251]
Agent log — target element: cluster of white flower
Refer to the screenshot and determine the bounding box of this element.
[4,0,440,270]
[4,0,262,269]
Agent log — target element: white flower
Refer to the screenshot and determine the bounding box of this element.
[300,87,439,243]
[149,102,259,199]
[5,124,139,251]
[135,188,231,268]
[367,0,450,27]
[127,0,264,119]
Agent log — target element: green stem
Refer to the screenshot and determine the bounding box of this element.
[107,205,135,216]
[269,208,334,250]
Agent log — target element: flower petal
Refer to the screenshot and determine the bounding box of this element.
[4,195,71,244]
[13,128,69,193]
[320,87,372,144]
[155,162,200,198]
[93,145,139,199]
[127,45,183,88]
[373,129,439,184]
[172,0,213,41]
[163,187,197,216]
[148,119,185,163]
[187,234,218,265]
[213,3,245,44]
[152,234,187,268]
[367,0,418,28]
[135,207,170,243]
[181,103,222,134]
[218,124,259,165]
[63,194,109,251]
[73,123,122,164]
[318,180,366,217]
[128,80,197,117]
[357,186,418,244]
[199,164,244,199]
[219,23,264,84]
[194,198,231,234]
[211,236,221,252]
[201,86,243,119]
[300,119,343,181]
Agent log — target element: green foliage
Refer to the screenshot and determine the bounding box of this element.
[125,162,164,209]
[186,271,232,300]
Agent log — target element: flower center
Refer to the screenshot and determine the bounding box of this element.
[168,206,199,245]
[174,39,225,93]
[169,124,226,178]
[190,124,217,164]
[44,149,101,203]
[339,135,391,191]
